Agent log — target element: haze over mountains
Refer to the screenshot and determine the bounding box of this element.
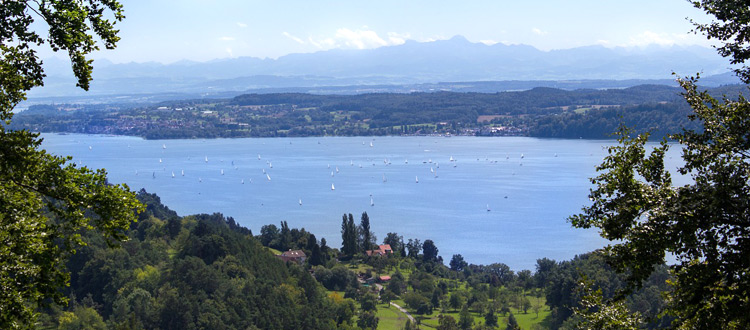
[31,35,739,101]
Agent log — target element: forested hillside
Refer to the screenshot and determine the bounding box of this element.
[39,191,674,329]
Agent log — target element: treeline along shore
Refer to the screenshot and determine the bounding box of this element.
[13,84,747,140]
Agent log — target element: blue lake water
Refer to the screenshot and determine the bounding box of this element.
[40,133,685,271]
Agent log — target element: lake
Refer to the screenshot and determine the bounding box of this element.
[40,133,685,271]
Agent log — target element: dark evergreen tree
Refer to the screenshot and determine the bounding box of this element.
[360,212,373,252]
[485,308,498,328]
[422,239,439,262]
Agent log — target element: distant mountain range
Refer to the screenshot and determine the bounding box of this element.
[28,35,741,101]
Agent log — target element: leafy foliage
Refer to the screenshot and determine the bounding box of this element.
[0,2,145,329]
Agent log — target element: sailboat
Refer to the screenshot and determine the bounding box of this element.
[350,160,354,166]
[135,170,138,175]
[331,171,334,177]
[370,197,374,206]
[299,199,303,206]
[416,176,419,183]
[262,168,266,174]
[258,154,261,160]
[199,177,202,182]
[162,144,166,149]
[181,169,184,176]
[241,179,245,184]
[382,174,387,182]
[369,141,373,147]
[449,156,454,162]
[221,169,224,175]
[159,158,162,163]
[152,172,155,179]
[266,173,271,181]
[205,156,208,162]
[335,166,339,173]
[171,171,175,178]
[269,162,273,168]
[405,159,408,164]
[487,204,491,212]
[331,183,335,190]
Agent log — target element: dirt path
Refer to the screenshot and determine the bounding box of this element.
[390,302,415,323]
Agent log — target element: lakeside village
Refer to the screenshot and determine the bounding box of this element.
[18,102,530,138]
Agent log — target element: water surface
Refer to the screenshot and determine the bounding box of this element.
[41,134,683,270]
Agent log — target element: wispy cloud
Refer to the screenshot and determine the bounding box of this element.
[480,39,499,46]
[532,28,548,36]
[286,28,410,50]
[627,31,679,46]
[282,32,306,44]
[236,22,247,28]
[334,28,388,49]
[219,36,235,41]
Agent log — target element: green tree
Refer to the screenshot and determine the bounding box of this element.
[360,211,374,251]
[422,239,439,262]
[571,0,750,324]
[572,278,642,330]
[484,308,498,328]
[690,0,750,82]
[437,314,459,330]
[458,304,473,330]
[57,307,107,330]
[449,254,468,271]
[505,312,520,330]
[1,2,144,329]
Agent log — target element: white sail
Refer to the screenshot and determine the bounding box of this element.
[171,171,175,178]
[181,169,184,176]
[299,199,302,206]
[416,176,419,183]
[266,173,271,181]
[331,183,335,190]
[370,197,374,206]
[221,169,224,175]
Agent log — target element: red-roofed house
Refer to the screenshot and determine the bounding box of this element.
[278,249,307,263]
[365,244,393,257]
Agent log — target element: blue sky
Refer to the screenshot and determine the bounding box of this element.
[71,0,716,63]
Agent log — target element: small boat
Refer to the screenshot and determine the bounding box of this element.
[335,166,339,173]
[266,173,271,181]
[369,141,373,147]
[405,159,408,164]
[152,172,155,179]
[382,174,387,182]
[162,144,166,149]
[258,154,261,160]
[241,179,245,184]
[430,167,434,173]
[521,153,524,159]
[221,169,224,175]
[269,162,273,168]
[331,183,335,190]
[199,178,202,182]
[181,169,184,176]
[159,158,162,163]
[299,199,303,206]
[449,156,454,162]
[487,204,491,212]
[262,168,266,174]
[135,170,138,175]
[350,160,354,166]
[416,176,419,183]
[88,146,92,150]
[205,156,208,162]
[171,171,175,178]
[370,197,374,206]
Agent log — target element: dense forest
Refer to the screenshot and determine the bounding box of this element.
[38,190,674,329]
[12,84,744,140]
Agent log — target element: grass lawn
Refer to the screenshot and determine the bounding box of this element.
[376,303,410,330]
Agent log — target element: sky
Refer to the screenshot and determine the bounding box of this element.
[40,0,718,64]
